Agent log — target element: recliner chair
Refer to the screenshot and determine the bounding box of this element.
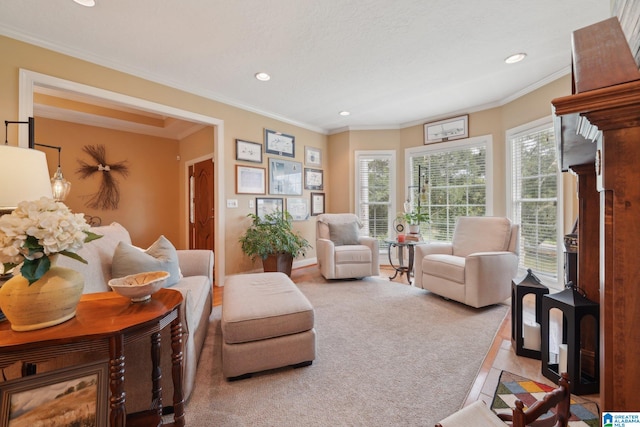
[315,213,380,279]
[414,216,519,308]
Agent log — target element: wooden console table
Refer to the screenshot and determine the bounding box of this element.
[0,288,185,427]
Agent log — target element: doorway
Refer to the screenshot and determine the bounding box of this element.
[189,158,215,251]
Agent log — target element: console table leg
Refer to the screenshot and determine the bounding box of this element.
[109,334,126,427]
[171,317,185,427]
[151,331,163,417]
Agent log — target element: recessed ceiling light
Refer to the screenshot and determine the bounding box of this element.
[339,111,351,116]
[73,0,96,6]
[255,72,271,81]
[505,53,527,64]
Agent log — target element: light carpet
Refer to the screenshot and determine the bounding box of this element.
[183,276,508,426]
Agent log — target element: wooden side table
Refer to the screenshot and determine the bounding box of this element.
[0,288,185,427]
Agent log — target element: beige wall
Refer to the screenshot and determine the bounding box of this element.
[1,34,580,281]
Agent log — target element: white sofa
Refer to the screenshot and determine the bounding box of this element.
[315,213,380,279]
[414,216,519,308]
[57,222,213,411]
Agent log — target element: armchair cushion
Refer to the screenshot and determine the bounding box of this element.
[328,221,360,246]
[452,216,512,257]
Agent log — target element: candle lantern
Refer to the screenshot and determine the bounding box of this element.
[511,269,548,359]
[541,285,599,395]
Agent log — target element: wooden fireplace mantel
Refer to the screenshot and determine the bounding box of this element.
[552,16,640,411]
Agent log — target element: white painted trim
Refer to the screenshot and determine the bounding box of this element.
[18,69,227,286]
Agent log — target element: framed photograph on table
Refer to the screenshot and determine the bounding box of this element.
[286,197,310,221]
[236,165,266,194]
[0,360,109,427]
[265,129,295,158]
[255,197,284,220]
[235,139,262,163]
[310,192,325,216]
[424,114,468,144]
[269,158,302,195]
[304,168,323,190]
[304,146,322,167]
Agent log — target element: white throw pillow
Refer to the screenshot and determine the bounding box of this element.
[111,235,180,287]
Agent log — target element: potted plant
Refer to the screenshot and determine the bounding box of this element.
[398,209,429,234]
[239,210,311,276]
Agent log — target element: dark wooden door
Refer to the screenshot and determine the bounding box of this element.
[189,159,215,254]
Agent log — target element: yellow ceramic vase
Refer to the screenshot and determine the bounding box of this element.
[0,264,84,332]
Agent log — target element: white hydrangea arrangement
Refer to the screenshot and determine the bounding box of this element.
[0,197,101,284]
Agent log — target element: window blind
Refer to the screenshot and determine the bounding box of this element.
[356,152,393,247]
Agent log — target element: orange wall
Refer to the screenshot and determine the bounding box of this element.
[35,117,181,247]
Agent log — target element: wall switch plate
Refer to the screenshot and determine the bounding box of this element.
[226,199,238,208]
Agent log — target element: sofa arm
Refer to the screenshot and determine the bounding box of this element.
[358,236,380,275]
[465,251,519,307]
[177,249,214,282]
[414,242,453,288]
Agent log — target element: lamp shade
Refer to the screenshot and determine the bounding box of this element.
[0,145,53,211]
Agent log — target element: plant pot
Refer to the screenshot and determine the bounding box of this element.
[408,224,421,234]
[262,252,294,277]
[0,265,84,331]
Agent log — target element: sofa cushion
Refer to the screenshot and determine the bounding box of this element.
[328,221,360,246]
[422,254,465,284]
[111,235,181,286]
[452,216,512,257]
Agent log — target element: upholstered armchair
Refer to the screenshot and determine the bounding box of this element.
[316,213,380,279]
[414,216,519,308]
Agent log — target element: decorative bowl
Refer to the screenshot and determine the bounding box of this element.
[108,271,170,302]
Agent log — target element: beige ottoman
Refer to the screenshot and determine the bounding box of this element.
[221,272,316,379]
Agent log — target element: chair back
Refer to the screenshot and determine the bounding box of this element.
[452,216,514,257]
[316,213,362,242]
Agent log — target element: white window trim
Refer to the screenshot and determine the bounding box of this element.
[404,135,494,216]
[354,149,397,243]
[506,116,564,288]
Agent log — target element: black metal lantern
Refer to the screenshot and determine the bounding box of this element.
[511,269,549,359]
[541,285,599,395]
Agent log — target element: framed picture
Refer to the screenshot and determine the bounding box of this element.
[0,360,108,427]
[236,139,262,163]
[304,146,322,167]
[269,158,302,195]
[265,129,295,158]
[310,192,325,216]
[424,114,469,144]
[287,197,310,221]
[256,197,284,220]
[304,167,323,190]
[236,165,266,194]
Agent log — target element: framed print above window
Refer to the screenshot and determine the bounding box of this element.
[310,192,325,216]
[265,129,295,158]
[304,167,323,190]
[256,197,284,220]
[304,146,322,167]
[235,139,262,163]
[424,114,469,144]
[286,197,310,221]
[269,158,302,195]
[236,165,266,194]
[0,360,109,427]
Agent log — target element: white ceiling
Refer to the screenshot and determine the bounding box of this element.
[0,0,611,134]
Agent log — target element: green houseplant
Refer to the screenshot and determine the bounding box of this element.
[239,210,311,276]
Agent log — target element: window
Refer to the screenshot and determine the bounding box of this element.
[507,118,561,280]
[406,136,492,241]
[355,151,396,248]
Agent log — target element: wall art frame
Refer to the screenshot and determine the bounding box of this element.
[255,197,284,220]
[286,197,310,221]
[0,360,108,427]
[304,146,322,167]
[235,139,263,163]
[424,114,469,144]
[265,129,295,158]
[269,158,302,195]
[304,167,324,190]
[236,165,266,194]
[310,192,325,216]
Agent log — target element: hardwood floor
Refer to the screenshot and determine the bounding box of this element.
[214,265,600,410]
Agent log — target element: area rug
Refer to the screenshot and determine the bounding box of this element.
[183,276,509,426]
[491,371,600,426]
